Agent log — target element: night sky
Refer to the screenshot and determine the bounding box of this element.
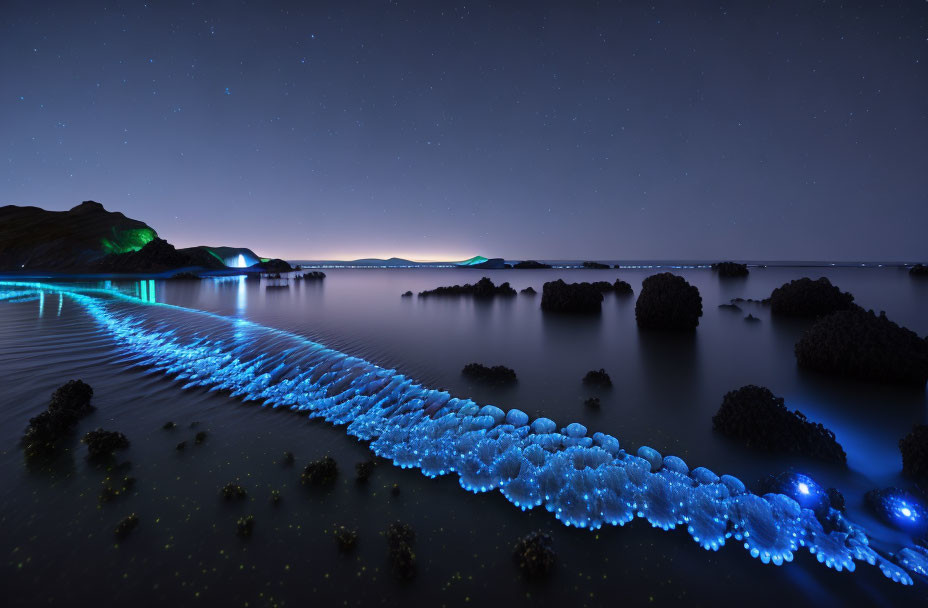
[2,1,926,262]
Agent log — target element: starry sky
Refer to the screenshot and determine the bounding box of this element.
[2,1,927,262]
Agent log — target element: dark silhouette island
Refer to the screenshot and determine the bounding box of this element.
[634,272,702,330]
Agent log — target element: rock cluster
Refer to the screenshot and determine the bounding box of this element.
[582,369,612,387]
[612,279,633,296]
[794,308,928,385]
[221,482,248,500]
[355,459,376,482]
[711,262,749,277]
[900,424,928,479]
[333,524,359,551]
[581,261,610,269]
[418,277,516,298]
[513,260,552,269]
[237,515,255,537]
[712,385,847,464]
[513,531,556,579]
[295,271,326,280]
[634,273,703,330]
[520,286,537,295]
[769,277,854,317]
[82,429,130,458]
[462,363,517,386]
[22,380,95,458]
[540,279,604,313]
[385,521,416,580]
[301,455,339,486]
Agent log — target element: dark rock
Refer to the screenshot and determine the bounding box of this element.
[252,258,292,272]
[175,441,187,451]
[589,281,614,293]
[909,264,928,277]
[401,290,413,297]
[900,424,928,480]
[95,237,224,273]
[295,271,325,280]
[236,515,255,537]
[712,385,846,465]
[540,279,603,314]
[0,201,160,271]
[826,488,846,512]
[333,525,359,551]
[769,277,854,318]
[744,313,760,322]
[718,303,742,312]
[355,459,376,482]
[612,279,633,296]
[194,431,208,444]
[520,286,537,295]
[49,380,94,415]
[419,277,516,298]
[162,421,176,430]
[634,273,703,330]
[711,262,749,277]
[513,260,552,269]
[583,396,601,409]
[582,261,610,269]
[301,455,338,486]
[582,369,612,387]
[23,379,97,456]
[82,429,130,459]
[221,482,247,500]
[513,531,556,579]
[385,521,416,580]
[795,308,928,385]
[462,363,517,386]
[114,513,139,539]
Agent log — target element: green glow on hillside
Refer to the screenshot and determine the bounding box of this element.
[205,249,225,263]
[260,258,270,263]
[100,227,157,255]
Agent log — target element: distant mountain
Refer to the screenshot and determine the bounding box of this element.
[0,201,159,271]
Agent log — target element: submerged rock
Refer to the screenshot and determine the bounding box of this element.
[711,262,749,277]
[114,513,139,539]
[462,363,517,386]
[236,515,255,537]
[513,531,556,579]
[900,424,928,480]
[221,482,247,500]
[194,431,208,444]
[540,279,603,313]
[333,525,359,551]
[582,261,610,269]
[744,313,760,322]
[712,385,846,465]
[162,421,176,430]
[583,396,601,409]
[582,369,612,387]
[520,286,537,295]
[302,455,338,486]
[513,260,552,269]
[355,459,377,482]
[82,429,130,459]
[386,522,416,580]
[419,277,516,298]
[795,309,928,385]
[634,273,702,330]
[769,277,854,318]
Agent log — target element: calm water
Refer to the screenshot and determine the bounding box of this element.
[1,267,926,606]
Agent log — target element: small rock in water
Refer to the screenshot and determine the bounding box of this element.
[333,525,359,551]
[221,482,247,500]
[355,459,376,482]
[513,531,556,579]
[583,396,601,409]
[461,362,517,386]
[194,431,207,444]
[162,421,176,430]
[82,429,130,459]
[236,515,255,537]
[302,456,338,486]
[114,513,139,539]
[582,368,612,387]
[175,441,187,451]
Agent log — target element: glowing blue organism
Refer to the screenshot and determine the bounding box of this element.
[0,280,924,587]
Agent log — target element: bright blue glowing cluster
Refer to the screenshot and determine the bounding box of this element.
[867,487,928,532]
[0,281,924,587]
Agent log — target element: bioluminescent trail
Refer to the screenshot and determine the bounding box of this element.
[2,281,926,586]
